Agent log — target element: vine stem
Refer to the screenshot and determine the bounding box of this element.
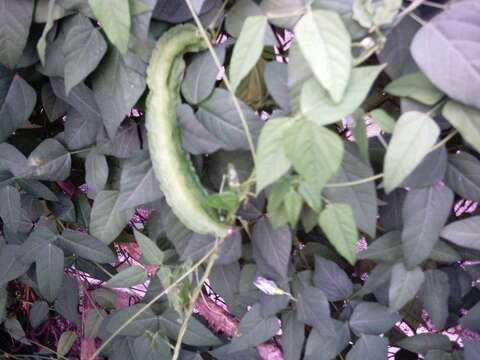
[88,243,221,360]
[171,239,220,360]
[183,0,257,165]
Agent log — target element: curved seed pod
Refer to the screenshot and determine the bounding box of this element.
[146,24,231,238]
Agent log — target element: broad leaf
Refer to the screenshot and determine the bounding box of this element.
[297,286,334,334]
[251,217,292,280]
[25,139,71,181]
[459,302,480,333]
[0,0,34,68]
[402,146,447,189]
[63,14,108,93]
[36,243,65,302]
[301,65,384,126]
[0,185,21,232]
[18,226,57,264]
[395,333,451,355]
[369,109,395,133]
[0,245,30,286]
[349,302,400,335]
[57,331,77,356]
[133,333,172,360]
[388,262,425,310]
[319,203,358,265]
[401,185,453,268]
[196,88,263,151]
[0,142,27,177]
[383,111,440,193]
[324,144,377,237]
[106,304,158,336]
[29,300,49,328]
[441,216,480,251]
[358,231,402,263]
[181,45,226,105]
[57,229,116,263]
[104,266,148,288]
[465,340,480,360]
[281,311,305,360]
[294,9,351,103]
[228,304,280,352]
[90,190,135,244]
[313,256,353,301]
[304,320,350,360]
[256,117,294,193]
[177,104,222,155]
[0,75,37,142]
[134,229,164,265]
[444,152,480,202]
[264,61,290,111]
[230,16,267,92]
[411,0,480,108]
[85,151,108,199]
[385,72,443,106]
[418,269,449,330]
[92,48,146,138]
[442,101,480,154]
[89,0,131,54]
[119,150,163,210]
[64,108,102,150]
[346,335,388,360]
[284,120,344,191]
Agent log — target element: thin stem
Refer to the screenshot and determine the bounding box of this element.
[88,244,220,360]
[429,129,458,152]
[171,240,220,360]
[324,173,384,188]
[28,338,70,360]
[395,0,426,25]
[183,0,257,164]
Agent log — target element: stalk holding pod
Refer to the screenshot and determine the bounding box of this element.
[145,24,231,238]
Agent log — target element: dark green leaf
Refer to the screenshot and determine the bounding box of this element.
[19,225,57,264]
[41,83,67,122]
[36,243,64,302]
[58,228,116,263]
[346,335,388,360]
[402,146,447,189]
[251,217,292,280]
[0,142,27,177]
[92,48,146,138]
[459,302,480,332]
[395,333,451,355]
[90,190,134,244]
[0,75,37,142]
[0,0,34,68]
[196,88,263,151]
[0,245,30,286]
[0,185,21,232]
[349,302,400,335]
[133,333,172,360]
[25,139,71,181]
[297,286,334,334]
[465,339,480,360]
[228,304,280,352]
[388,262,425,310]
[264,62,290,111]
[442,100,480,153]
[177,104,222,155]
[64,108,102,150]
[63,13,107,93]
[85,151,108,199]
[181,45,226,105]
[4,317,30,345]
[304,320,350,360]
[119,150,162,209]
[29,300,49,328]
[418,269,449,329]
[159,308,222,346]
[57,331,77,356]
[324,143,377,236]
[106,304,158,336]
[401,185,453,268]
[85,308,106,338]
[133,229,164,265]
[209,263,241,316]
[444,152,480,202]
[313,256,353,301]
[358,231,402,263]
[441,216,480,251]
[105,266,148,288]
[281,311,305,360]
[54,274,80,325]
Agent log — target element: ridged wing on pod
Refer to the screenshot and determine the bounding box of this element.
[146,24,231,238]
